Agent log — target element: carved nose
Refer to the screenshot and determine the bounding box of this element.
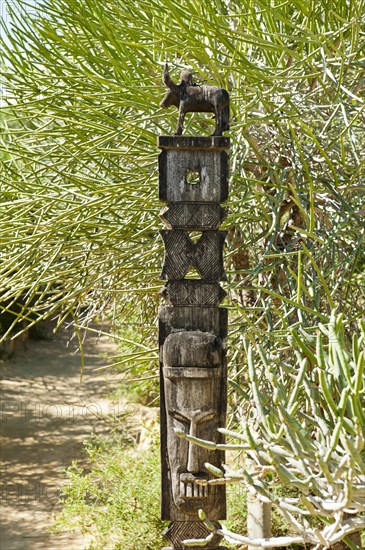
[187,422,200,473]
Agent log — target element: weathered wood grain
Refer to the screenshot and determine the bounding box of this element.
[158,306,228,348]
[158,125,229,548]
[158,135,230,151]
[160,203,227,230]
[161,281,227,307]
[163,521,225,549]
[160,230,227,281]
[159,149,229,203]
[163,331,221,368]
[160,64,229,137]
[162,353,226,520]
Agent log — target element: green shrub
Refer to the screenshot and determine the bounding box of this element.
[180,314,365,548]
[54,430,164,550]
[55,426,261,549]
[109,317,159,406]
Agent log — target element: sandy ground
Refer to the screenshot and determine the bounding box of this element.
[0,326,125,550]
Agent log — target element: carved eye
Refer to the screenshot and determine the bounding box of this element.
[169,411,189,425]
[185,170,200,186]
[198,412,216,425]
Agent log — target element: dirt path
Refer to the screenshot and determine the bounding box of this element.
[0,327,123,550]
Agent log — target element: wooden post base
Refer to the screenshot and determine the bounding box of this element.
[163,521,226,550]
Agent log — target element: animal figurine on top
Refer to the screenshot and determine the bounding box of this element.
[160,64,230,137]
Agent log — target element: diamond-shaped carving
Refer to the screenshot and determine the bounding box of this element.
[161,281,227,306]
[163,521,224,549]
[160,230,227,281]
[160,203,227,230]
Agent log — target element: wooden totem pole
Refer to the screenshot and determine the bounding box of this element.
[158,65,229,550]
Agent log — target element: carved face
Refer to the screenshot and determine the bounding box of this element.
[163,367,222,516]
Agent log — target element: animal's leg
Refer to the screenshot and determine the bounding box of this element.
[175,106,185,135]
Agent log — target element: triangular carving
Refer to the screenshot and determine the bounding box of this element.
[161,281,227,306]
[163,521,223,549]
[160,230,227,281]
[160,203,227,230]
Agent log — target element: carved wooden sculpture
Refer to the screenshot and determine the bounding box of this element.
[160,64,230,136]
[158,104,229,549]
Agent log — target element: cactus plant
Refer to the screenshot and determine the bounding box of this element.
[179,314,365,548]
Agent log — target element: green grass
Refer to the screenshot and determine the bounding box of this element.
[54,419,365,548]
[54,429,165,550]
[53,428,249,549]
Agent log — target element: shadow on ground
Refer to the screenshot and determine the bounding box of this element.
[0,326,129,550]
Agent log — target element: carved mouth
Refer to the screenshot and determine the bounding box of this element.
[179,473,208,499]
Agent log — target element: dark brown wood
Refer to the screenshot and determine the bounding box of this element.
[162,361,226,520]
[160,365,227,525]
[158,306,228,352]
[160,64,229,137]
[160,230,227,281]
[159,149,229,203]
[161,281,227,307]
[160,203,227,230]
[158,82,229,548]
[163,331,222,368]
[163,521,225,549]
[159,306,228,528]
[158,135,230,151]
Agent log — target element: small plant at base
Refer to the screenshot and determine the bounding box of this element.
[53,429,165,550]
